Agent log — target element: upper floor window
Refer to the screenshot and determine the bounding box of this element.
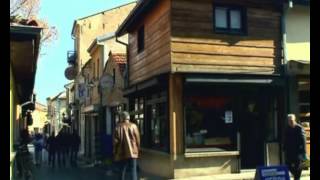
[137,26,145,53]
[214,5,246,35]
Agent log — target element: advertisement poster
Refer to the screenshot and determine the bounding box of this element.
[225,111,233,124]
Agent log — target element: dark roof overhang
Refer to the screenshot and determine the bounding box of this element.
[10,25,42,104]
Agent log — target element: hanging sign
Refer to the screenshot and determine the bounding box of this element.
[225,111,233,124]
[64,66,77,80]
[100,74,114,90]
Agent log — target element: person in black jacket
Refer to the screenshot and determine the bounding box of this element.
[46,132,56,168]
[56,129,67,168]
[70,129,81,167]
[284,114,307,180]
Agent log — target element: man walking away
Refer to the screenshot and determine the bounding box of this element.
[70,129,81,167]
[284,114,307,180]
[46,132,57,168]
[113,111,140,180]
[56,130,66,168]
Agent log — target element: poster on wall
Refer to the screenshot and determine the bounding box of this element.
[225,111,233,124]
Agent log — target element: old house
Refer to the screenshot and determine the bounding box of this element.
[283,0,310,156]
[100,52,127,158]
[116,0,285,178]
[46,91,67,135]
[28,102,48,135]
[10,17,42,179]
[67,2,136,157]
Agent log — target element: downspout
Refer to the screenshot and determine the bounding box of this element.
[116,36,129,89]
[281,0,293,164]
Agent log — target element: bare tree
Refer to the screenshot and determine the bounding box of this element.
[10,0,58,50]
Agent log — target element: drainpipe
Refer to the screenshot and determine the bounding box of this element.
[116,36,129,89]
[281,0,293,164]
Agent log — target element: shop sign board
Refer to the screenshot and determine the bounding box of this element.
[225,111,233,123]
[254,166,290,180]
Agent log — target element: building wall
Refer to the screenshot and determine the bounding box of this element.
[128,0,171,85]
[103,53,127,106]
[286,5,310,61]
[103,36,127,57]
[28,103,48,134]
[74,2,136,72]
[89,46,102,105]
[173,155,238,178]
[171,0,282,74]
[128,0,282,85]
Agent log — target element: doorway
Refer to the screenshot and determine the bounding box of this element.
[239,93,267,169]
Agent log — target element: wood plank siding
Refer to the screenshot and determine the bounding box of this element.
[171,0,282,74]
[128,0,171,85]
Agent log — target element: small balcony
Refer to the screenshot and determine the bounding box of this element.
[67,51,77,65]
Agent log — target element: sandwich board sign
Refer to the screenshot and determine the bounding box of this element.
[254,166,290,180]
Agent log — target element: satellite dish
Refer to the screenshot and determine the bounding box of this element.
[65,66,77,80]
[100,74,113,89]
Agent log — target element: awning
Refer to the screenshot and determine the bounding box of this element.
[185,74,284,86]
[83,104,100,113]
[287,60,310,75]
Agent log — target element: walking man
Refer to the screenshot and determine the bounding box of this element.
[70,129,81,167]
[284,114,307,180]
[113,111,140,180]
[46,132,57,168]
[56,130,66,168]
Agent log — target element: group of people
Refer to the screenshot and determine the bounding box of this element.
[45,128,81,168]
[15,111,307,180]
[27,128,81,168]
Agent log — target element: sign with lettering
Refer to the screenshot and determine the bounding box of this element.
[254,166,290,180]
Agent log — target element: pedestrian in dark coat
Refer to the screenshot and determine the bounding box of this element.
[70,129,81,167]
[56,130,66,168]
[46,132,57,168]
[284,114,307,180]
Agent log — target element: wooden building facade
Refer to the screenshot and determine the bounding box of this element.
[116,0,286,178]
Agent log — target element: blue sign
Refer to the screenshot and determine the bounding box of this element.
[254,165,290,180]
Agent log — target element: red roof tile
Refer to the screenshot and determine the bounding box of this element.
[111,53,126,74]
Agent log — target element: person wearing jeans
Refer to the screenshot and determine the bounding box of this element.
[113,111,140,180]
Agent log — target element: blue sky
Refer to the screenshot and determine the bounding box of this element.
[34,0,135,104]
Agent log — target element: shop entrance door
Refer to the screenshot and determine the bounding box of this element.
[240,95,266,169]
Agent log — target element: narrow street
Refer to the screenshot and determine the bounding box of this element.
[21,145,164,180]
[32,164,106,180]
[25,145,107,180]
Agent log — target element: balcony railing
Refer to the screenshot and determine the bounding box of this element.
[67,51,77,65]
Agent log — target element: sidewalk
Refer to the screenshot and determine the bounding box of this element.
[76,156,310,180]
[172,170,310,180]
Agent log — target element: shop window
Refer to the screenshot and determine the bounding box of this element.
[133,97,144,135]
[149,101,168,152]
[131,92,169,152]
[184,96,238,152]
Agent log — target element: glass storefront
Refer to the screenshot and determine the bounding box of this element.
[184,96,237,151]
[130,91,169,153]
